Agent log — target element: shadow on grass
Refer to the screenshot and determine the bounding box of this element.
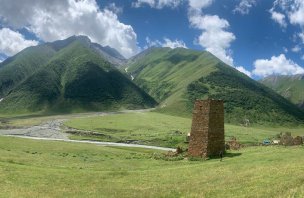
[208,152,242,160]
[224,152,242,158]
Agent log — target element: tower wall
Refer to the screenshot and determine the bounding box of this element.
[188,99,225,158]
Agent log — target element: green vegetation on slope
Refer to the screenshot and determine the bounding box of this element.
[0,136,303,197]
[0,38,156,114]
[126,47,304,124]
[126,48,218,115]
[0,45,56,97]
[187,64,304,124]
[261,74,304,109]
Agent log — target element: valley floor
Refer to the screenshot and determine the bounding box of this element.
[0,111,303,197]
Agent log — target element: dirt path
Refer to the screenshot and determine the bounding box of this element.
[0,109,176,151]
[4,135,175,151]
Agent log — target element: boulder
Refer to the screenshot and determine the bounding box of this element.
[293,136,303,145]
[280,133,294,146]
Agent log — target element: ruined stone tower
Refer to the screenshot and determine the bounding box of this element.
[188,99,225,158]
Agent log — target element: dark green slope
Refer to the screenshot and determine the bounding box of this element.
[260,75,304,109]
[0,35,90,98]
[0,45,56,97]
[125,47,304,125]
[0,38,156,114]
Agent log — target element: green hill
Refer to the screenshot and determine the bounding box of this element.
[125,47,304,125]
[260,74,304,109]
[0,37,156,114]
[0,45,56,97]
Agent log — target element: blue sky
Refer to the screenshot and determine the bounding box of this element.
[0,0,304,78]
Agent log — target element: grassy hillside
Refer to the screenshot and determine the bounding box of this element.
[126,48,304,125]
[0,136,303,197]
[261,74,304,109]
[0,45,56,97]
[0,38,156,114]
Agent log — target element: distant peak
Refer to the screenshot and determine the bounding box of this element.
[73,35,91,42]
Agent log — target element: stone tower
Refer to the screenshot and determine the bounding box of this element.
[188,99,225,158]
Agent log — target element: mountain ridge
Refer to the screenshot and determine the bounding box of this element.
[125,47,304,124]
[260,74,304,110]
[0,36,156,114]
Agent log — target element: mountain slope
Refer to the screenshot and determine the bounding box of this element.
[260,74,304,109]
[0,37,156,114]
[0,45,56,97]
[0,36,126,100]
[125,47,304,124]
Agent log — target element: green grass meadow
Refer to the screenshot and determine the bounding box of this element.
[0,111,304,197]
[0,136,303,197]
[64,112,304,148]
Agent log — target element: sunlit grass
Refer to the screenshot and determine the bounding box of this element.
[0,136,303,197]
[65,112,304,147]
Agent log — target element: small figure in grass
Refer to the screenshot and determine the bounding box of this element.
[219,151,223,161]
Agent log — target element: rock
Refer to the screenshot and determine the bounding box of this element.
[293,136,303,145]
[280,133,294,146]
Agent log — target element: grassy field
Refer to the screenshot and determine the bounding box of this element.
[64,112,304,148]
[0,136,303,197]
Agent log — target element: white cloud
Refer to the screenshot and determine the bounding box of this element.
[269,9,287,28]
[0,28,38,56]
[283,47,288,53]
[288,0,304,27]
[105,3,123,14]
[271,0,304,27]
[132,0,183,9]
[291,45,301,53]
[236,66,252,77]
[0,0,139,58]
[188,0,213,11]
[233,0,257,15]
[162,38,187,48]
[253,54,304,77]
[189,14,236,65]
[186,0,236,66]
[145,37,187,49]
[299,32,304,43]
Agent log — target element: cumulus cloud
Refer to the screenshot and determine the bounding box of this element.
[188,0,213,11]
[162,38,187,48]
[288,0,304,27]
[0,28,38,56]
[132,0,183,9]
[105,3,123,14]
[145,37,187,49]
[233,0,257,15]
[253,54,304,77]
[269,9,287,28]
[0,0,138,58]
[271,0,304,28]
[291,45,301,53]
[189,14,235,66]
[236,66,252,77]
[186,0,236,66]
[299,32,304,43]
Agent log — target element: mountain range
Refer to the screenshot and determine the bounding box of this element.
[0,35,303,125]
[125,47,304,124]
[261,74,304,110]
[0,36,156,114]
